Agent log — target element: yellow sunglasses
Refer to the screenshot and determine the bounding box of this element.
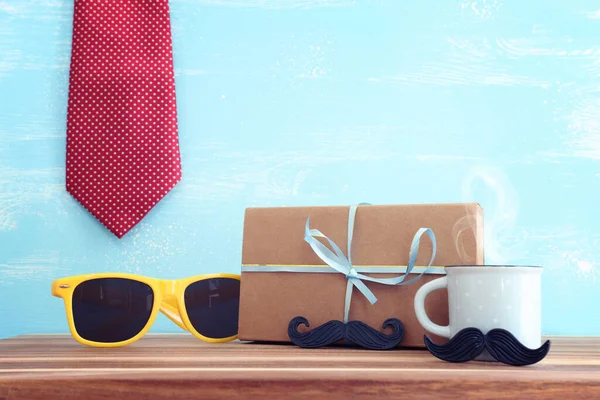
[52,272,240,348]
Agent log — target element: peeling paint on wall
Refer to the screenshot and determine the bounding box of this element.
[0,0,599,338]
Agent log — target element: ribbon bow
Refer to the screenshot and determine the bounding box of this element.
[304,204,437,323]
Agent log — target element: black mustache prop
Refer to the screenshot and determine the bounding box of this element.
[288,316,404,350]
[425,327,551,366]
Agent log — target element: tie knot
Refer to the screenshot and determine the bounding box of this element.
[346,268,358,279]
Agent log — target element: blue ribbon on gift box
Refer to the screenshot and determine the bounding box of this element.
[241,204,440,323]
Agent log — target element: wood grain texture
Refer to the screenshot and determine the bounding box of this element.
[0,334,599,399]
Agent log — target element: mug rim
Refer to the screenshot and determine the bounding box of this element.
[445,264,543,269]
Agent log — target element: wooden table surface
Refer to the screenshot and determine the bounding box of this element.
[0,335,599,399]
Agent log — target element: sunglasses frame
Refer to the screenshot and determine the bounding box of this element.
[52,272,241,348]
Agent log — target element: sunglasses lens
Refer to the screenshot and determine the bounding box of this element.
[72,278,154,343]
[184,278,240,339]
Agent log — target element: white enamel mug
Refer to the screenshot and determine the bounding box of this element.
[414,265,543,361]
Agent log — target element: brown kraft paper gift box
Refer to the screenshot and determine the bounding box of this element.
[238,203,484,348]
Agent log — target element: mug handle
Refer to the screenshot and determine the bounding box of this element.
[414,276,451,338]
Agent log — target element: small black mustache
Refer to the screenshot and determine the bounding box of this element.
[425,327,551,366]
[288,316,404,350]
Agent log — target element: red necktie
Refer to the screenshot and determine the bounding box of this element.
[66,0,182,238]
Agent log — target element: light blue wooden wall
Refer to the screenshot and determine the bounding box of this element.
[1,0,599,339]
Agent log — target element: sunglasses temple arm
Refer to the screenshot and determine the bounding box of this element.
[51,280,67,299]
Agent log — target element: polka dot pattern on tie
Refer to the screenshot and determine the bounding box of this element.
[66,0,182,238]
